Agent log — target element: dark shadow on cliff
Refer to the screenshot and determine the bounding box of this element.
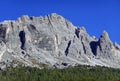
[19,30,26,50]
[90,41,98,56]
[65,40,71,56]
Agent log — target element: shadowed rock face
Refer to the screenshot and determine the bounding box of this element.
[0,13,120,69]
[19,30,26,50]
[0,24,7,43]
[90,41,98,56]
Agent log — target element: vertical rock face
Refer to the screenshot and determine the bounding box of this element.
[0,13,120,69]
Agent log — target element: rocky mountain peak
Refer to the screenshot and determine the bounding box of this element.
[0,13,120,69]
[100,31,111,43]
[98,31,112,52]
[18,15,30,22]
[49,13,61,18]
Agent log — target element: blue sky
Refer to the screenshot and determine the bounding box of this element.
[0,0,120,44]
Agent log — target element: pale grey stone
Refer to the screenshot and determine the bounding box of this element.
[0,13,120,69]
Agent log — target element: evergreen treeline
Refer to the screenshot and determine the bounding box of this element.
[0,65,120,81]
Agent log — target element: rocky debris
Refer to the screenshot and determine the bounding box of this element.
[0,13,120,69]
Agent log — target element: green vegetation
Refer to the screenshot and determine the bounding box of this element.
[0,65,120,81]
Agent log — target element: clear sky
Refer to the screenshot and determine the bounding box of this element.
[0,0,120,44]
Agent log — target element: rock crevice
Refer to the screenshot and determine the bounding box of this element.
[65,40,71,56]
[19,30,26,50]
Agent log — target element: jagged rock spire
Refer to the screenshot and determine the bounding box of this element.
[99,31,111,43]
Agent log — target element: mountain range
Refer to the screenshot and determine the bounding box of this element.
[0,13,120,69]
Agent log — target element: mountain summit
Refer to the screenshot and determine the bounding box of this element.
[0,13,120,69]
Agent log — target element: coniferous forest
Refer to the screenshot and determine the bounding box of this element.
[0,65,120,81]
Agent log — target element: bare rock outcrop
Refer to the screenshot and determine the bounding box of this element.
[0,13,120,69]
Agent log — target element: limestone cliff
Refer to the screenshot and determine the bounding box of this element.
[0,13,120,69]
